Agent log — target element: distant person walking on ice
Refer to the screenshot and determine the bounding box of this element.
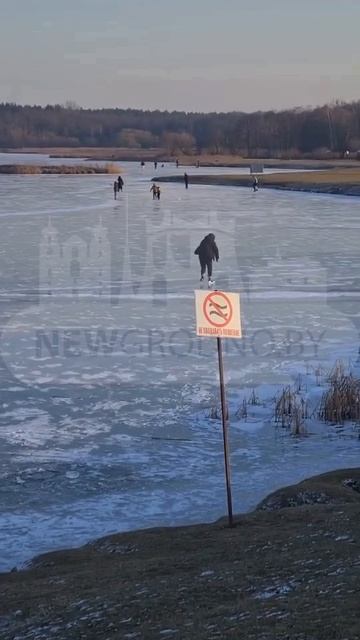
[117,175,124,192]
[253,176,259,192]
[154,161,158,170]
[156,185,161,200]
[113,180,118,200]
[184,172,189,189]
[194,233,219,286]
[150,183,158,200]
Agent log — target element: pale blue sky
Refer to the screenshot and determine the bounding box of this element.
[1,0,359,111]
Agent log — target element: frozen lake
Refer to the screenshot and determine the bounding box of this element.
[0,157,360,571]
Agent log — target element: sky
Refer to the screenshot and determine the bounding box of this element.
[0,0,359,113]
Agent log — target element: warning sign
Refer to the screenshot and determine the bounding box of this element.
[195,290,242,339]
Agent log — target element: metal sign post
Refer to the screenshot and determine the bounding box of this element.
[217,335,234,527]
[194,289,241,528]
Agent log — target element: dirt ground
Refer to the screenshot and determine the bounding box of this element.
[1,468,360,639]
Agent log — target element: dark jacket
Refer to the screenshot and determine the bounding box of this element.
[194,234,219,262]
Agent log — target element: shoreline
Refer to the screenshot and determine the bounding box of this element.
[1,467,359,639]
[2,148,359,170]
[155,170,360,196]
[3,466,359,575]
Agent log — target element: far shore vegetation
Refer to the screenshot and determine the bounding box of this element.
[2,100,360,160]
[4,148,359,170]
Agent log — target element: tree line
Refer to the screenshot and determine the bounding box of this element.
[1,101,360,157]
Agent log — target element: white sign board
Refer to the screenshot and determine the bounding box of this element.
[195,290,242,339]
[250,163,264,174]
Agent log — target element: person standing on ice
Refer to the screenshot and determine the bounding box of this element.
[117,175,124,191]
[194,233,219,285]
[253,176,259,192]
[184,172,189,189]
[113,180,118,200]
[150,183,158,199]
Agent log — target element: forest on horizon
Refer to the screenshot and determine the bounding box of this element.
[1,100,360,158]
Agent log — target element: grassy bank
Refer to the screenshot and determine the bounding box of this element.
[3,147,168,162]
[157,167,360,196]
[177,155,359,170]
[1,468,360,639]
[3,148,359,169]
[0,163,120,175]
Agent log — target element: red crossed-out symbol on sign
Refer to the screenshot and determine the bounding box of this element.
[203,291,233,328]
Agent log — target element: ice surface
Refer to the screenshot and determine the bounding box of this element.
[0,157,360,571]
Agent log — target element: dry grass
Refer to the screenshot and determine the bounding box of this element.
[178,155,358,169]
[4,147,167,160]
[275,386,308,435]
[0,164,42,174]
[319,362,360,424]
[208,361,360,433]
[157,167,360,194]
[234,390,262,419]
[1,469,360,640]
[210,390,261,423]
[5,148,359,168]
[235,398,248,419]
[103,162,121,174]
[0,164,120,175]
[248,389,261,405]
[262,167,360,185]
[208,404,229,421]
